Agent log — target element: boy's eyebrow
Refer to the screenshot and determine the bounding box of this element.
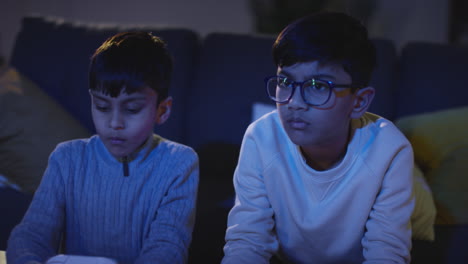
[90,91,147,103]
[312,74,337,81]
[278,69,337,81]
[277,70,292,79]
[90,92,109,101]
[121,96,147,104]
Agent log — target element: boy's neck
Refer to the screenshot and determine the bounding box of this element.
[301,146,346,171]
[300,125,353,171]
[116,134,158,163]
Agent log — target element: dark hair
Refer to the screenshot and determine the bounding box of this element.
[272,12,376,88]
[89,31,173,102]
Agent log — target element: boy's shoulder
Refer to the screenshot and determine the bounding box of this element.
[247,109,281,134]
[150,135,199,173]
[45,136,96,165]
[358,112,404,135]
[54,136,95,153]
[356,112,411,148]
[156,135,198,158]
[243,110,291,154]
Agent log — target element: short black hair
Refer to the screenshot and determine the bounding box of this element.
[89,31,173,102]
[272,12,376,88]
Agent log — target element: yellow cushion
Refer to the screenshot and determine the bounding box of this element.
[0,66,91,193]
[396,107,468,225]
[395,106,468,176]
[411,165,436,240]
[427,147,468,225]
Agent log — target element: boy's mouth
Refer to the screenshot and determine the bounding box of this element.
[288,117,309,130]
[109,137,126,144]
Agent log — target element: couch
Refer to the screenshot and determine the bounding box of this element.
[1,15,467,263]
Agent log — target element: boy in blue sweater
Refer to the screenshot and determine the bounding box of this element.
[222,12,415,263]
[7,32,199,264]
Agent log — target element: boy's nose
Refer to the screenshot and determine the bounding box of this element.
[288,86,308,110]
[110,112,125,130]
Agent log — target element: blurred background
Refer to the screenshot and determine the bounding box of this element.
[2,1,468,263]
[1,0,466,64]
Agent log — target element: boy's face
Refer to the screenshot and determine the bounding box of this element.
[276,61,369,149]
[90,87,171,158]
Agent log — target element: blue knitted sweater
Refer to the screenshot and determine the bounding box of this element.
[7,134,199,264]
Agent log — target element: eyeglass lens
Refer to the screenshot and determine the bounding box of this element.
[266,77,331,105]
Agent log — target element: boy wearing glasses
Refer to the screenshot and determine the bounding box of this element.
[222,12,414,264]
[7,32,199,264]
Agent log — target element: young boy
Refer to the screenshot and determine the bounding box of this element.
[7,32,199,264]
[222,12,414,263]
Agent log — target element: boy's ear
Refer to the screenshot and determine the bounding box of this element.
[155,96,172,125]
[350,86,375,119]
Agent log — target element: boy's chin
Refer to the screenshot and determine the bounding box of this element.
[104,145,133,159]
[287,134,322,150]
[285,130,312,146]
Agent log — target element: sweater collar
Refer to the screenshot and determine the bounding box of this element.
[98,134,162,177]
[96,134,162,165]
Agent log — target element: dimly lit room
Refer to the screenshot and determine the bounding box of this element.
[1,0,467,263]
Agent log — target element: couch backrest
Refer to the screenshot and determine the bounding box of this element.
[367,39,398,121]
[187,32,277,149]
[396,42,468,119]
[10,16,200,144]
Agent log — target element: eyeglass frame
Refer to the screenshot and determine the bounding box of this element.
[264,75,364,107]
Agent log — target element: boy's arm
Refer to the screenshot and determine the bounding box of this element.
[134,149,199,264]
[6,149,66,264]
[362,142,415,263]
[222,133,278,264]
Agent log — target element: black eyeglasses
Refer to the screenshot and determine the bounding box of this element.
[265,76,361,106]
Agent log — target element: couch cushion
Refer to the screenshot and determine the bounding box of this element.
[411,165,436,241]
[397,42,468,119]
[395,106,468,173]
[189,143,239,263]
[0,66,90,192]
[367,39,398,120]
[187,32,277,149]
[0,187,33,250]
[411,224,468,264]
[396,106,468,225]
[10,16,200,144]
[428,147,468,225]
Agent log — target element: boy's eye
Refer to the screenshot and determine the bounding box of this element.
[124,102,144,114]
[126,108,142,114]
[308,80,329,92]
[95,104,110,112]
[313,83,327,91]
[278,77,293,89]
